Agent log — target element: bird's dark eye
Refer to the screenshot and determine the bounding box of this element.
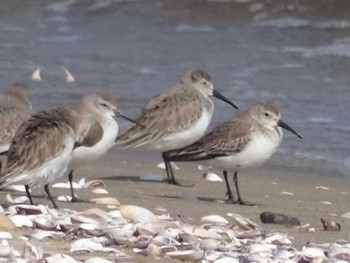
[101,103,108,107]
[264,112,270,117]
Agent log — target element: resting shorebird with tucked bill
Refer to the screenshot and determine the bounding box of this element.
[167,101,303,204]
[0,83,32,170]
[0,93,117,208]
[116,69,238,185]
[68,95,136,202]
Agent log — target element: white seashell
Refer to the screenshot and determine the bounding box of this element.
[62,67,75,83]
[107,224,136,243]
[0,231,12,239]
[320,201,332,205]
[203,172,223,182]
[145,243,162,257]
[158,228,182,239]
[280,191,294,195]
[10,204,47,215]
[302,247,325,262]
[90,197,120,206]
[6,194,29,204]
[91,187,109,194]
[119,205,157,223]
[249,243,276,254]
[31,67,41,81]
[341,212,350,219]
[33,216,57,230]
[23,241,43,259]
[200,239,220,250]
[315,186,330,190]
[0,242,12,258]
[273,249,296,259]
[214,257,239,263]
[85,258,113,263]
[57,195,73,202]
[52,181,81,189]
[9,215,34,228]
[137,220,173,236]
[70,237,117,253]
[264,233,292,247]
[31,230,54,240]
[45,253,79,263]
[200,215,229,225]
[182,225,223,240]
[166,249,204,261]
[82,180,107,189]
[229,213,259,231]
[151,235,180,246]
[70,215,100,225]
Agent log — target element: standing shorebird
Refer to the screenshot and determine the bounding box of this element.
[68,95,135,202]
[0,83,32,170]
[116,69,238,185]
[0,93,117,208]
[167,102,302,204]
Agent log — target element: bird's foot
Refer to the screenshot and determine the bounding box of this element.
[70,196,85,203]
[236,199,256,206]
[168,178,195,187]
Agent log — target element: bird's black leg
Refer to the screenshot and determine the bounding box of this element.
[24,185,34,205]
[223,170,235,202]
[44,184,59,209]
[233,171,251,205]
[68,170,79,202]
[162,152,179,185]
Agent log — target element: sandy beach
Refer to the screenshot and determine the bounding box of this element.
[1,151,349,262]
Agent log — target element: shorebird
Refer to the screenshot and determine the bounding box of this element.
[116,69,238,185]
[167,101,302,204]
[68,95,135,202]
[0,83,32,171]
[0,93,117,208]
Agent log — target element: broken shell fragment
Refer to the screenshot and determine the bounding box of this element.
[33,216,57,230]
[90,197,120,206]
[200,215,229,225]
[166,249,205,261]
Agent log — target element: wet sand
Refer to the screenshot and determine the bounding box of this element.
[1,153,350,262]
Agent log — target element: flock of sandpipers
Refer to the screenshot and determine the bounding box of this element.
[0,69,303,209]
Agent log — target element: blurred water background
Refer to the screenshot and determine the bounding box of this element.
[0,0,349,178]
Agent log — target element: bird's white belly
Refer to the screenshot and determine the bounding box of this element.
[71,118,118,166]
[8,136,75,187]
[149,110,213,151]
[212,132,282,171]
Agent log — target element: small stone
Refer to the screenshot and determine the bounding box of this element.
[260,212,301,225]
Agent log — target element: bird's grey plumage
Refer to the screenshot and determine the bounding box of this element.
[0,83,32,153]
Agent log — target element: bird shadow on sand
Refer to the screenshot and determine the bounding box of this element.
[150,194,260,206]
[101,175,168,184]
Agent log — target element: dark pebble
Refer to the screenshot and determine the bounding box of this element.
[260,211,301,225]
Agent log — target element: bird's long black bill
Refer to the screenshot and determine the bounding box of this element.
[213,89,238,109]
[278,119,303,139]
[116,110,138,124]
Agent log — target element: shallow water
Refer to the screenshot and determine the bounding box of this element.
[0,0,349,177]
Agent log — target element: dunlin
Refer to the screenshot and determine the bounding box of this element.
[68,95,135,202]
[167,102,302,204]
[116,69,237,185]
[0,93,117,208]
[0,83,32,170]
